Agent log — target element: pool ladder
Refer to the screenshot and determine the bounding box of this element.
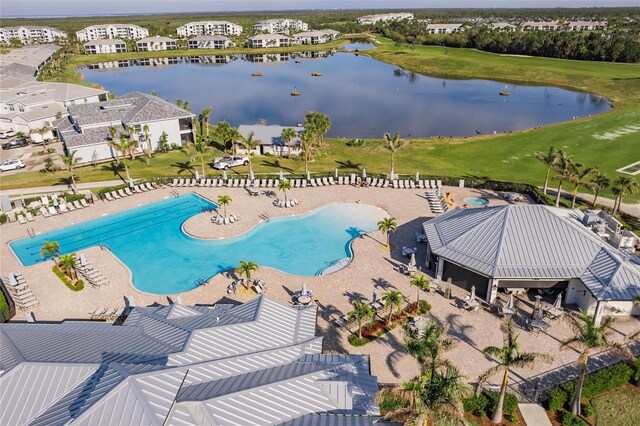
[27,227,35,238]
[259,212,270,222]
[169,189,179,198]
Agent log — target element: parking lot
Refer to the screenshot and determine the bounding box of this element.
[0,137,64,175]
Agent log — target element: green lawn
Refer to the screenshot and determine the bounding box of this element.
[591,386,640,426]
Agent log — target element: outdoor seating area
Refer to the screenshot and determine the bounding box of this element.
[462,285,481,311]
[77,253,110,287]
[398,252,419,275]
[292,283,313,305]
[426,189,448,214]
[273,198,300,208]
[89,306,123,321]
[15,194,93,223]
[211,213,240,225]
[2,272,38,310]
[103,182,159,201]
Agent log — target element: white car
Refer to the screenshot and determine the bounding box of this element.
[0,129,16,139]
[0,158,25,172]
[213,156,249,170]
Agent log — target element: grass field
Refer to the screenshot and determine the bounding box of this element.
[591,386,640,426]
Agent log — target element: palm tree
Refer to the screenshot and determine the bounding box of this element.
[298,129,317,176]
[142,124,152,157]
[126,126,138,160]
[118,135,133,181]
[383,132,406,180]
[200,106,213,139]
[552,150,580,207]
[213,121,241,153]
[217,194,232,218]
[58,253,78,283]
[479,319,552,423]
[235,260,259,288]
[193,139,207,178]
[568,165,599,208]
[409,274,430,304]
[561,311,632,416]
[589,174,610,207]
[382,290,404,326]
[404,320,453,383]
[534,146,559,194]
[611,177,638,216]
[40,241,61,266]
[37,126,49,151]
[241,131,260,177]
[108,133,125,163]
[304,111,331,145]
[281,127,298,159]
[348,300,374,339]
[60,150,81,193]
[277,179,291,205]
[377,217,397,248]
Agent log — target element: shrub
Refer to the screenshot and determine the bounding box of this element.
[52,266,84,292]
[348,334,373,346]
[485,391,518,416]
[632,358,640,382]
[417,299,431,314]
[65,193,85,202]
[346,138,364,147]
[463,393,490,417]
[581,402,594,418]
[379,390,409,412]
[560,411,587,426]
[0,213,7,224]
[0,290,11,323]
[548,387,568,411]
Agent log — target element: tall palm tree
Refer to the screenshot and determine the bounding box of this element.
[126,125,138,160]
[568,165,599,208]
[534,146,559,194]
[58,253,78,283]
[383,132,406,181]
[60,150,81,194]
[281,127,298,159]
[479,319,552,424]
[377,217,397,248]
[589,174,610,207]
[40,241,61,266]
[404,321,453,383]
[241,131,260,177]
[108,126,119,152]
[560,311,632,416]
[217,194,232,218]
[409,274,430,304]
[193,139,207,178]
[108,134,125,163]
[552,150,580,207]
[611,176,638,216]
[304,111,331,145]
[277,179,291,205]
[348,300,374,339]
[118,135,133,181]
[382,290,404,326]
[37,126,49,151]
[235,260,259,288]
[142,124,152,157]
[298,129,317,176]
[200,106,213,139]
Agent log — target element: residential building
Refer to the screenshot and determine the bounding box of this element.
[188,35,234,49]
[136,36,177,51]
[238,124,304,156]
[522,21,564,31]
[0,26,67,45]
[247,34,291,48]
[357,13,414,25]
[177,21,242,37]
[253,19,309,34]
[423,205,640,323]
[0,70,108,134]
[84,39,127,54]
[488,22,518,31]
[425,23,464,34]
[55,91,195,164]
[567,20,607,31]
[76,24,149,41]
[294,29,341,45]
[0,44,59,76]
[0,296,380,425]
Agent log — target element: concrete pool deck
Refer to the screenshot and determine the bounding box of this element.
[2,183,638,386]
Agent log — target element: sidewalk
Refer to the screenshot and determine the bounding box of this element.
[0,180,124,197]
[544,188,640,218]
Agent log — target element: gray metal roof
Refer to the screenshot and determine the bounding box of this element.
[424,205,640,301]
[0,296,378,425]
[238,124,303,146]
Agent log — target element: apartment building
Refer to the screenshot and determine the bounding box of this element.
[76,24,149,41]
[425,23,465,34]
[357,13,414,25]
[0,26,67,45]
[253,19,308,34]
[294,29,340,45]
[136,36,177,51]
[247,34,291,48]
[84,39,127,54]
[176,21,242,37]
[188,35,234,49]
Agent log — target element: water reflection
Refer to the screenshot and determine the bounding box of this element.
[80,52,610,138]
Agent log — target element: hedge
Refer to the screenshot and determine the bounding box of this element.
[378,390,409,412]
[560,411,587,426]
[0,290,10,323]
[52,266,85,291]
[547,362,636,411]
[462,391,518,418]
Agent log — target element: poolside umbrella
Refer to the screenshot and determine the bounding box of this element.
[279,170,284,180]
[249,170,255,182]
[335,168,339,178]
[372,289,378,303]
[505,293,514,310]
[534,304,544,323]
[176,296,182,304]
[301,283,307,295]
[222,170,228,180]
[469,285,476,301]
[126,295,136,308]
[362,168,366,179]
[533,295,543,319]
[194,171,200,181]
[553,293,563,309]
[408,252,416,269]
[306,170,311,180]
[416,172,420,182]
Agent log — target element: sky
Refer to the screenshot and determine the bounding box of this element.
[1,0,637,17]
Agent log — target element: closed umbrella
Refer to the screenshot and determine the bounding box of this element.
[279,170,284,180]
[195,171,200,181]
[335,168,339,178]
[416,172,420,182]
[469,285,476,301]
[553,293,562,309]
[535,305,544,322]
[249,170,255,182]
[408,252,416,269]
[126,295,136,308]
[372,289,378,303]
[505,293,514,309]
[362,168,367,178]
[533,295,542,318]
[222,170,228,181]
[306,170,311,180]
[301,283,307,295]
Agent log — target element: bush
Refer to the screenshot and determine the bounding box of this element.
[560,411,587,426]
[632,358,640,382]
[65,193,85,202]
[379,390,409,412]
[485,391,518,416]
[417,299,431,314]
[548,387,568,411]
[581,402,594,418]
[346,138,364,147]
[0,290,11,322]
[463,393,490,417]
[52,266,84,291]
[348,334,373,346]
[0,213,7,224]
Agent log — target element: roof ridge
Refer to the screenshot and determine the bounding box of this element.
[492,205,513,275]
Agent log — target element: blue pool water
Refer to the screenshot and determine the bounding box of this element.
[9,194,385,294]
[463,197,490,206]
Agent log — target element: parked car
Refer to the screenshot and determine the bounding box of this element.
[0,159,25,172]
[0,129,17,139]
[213,156,249,170]
[1,138,29,150]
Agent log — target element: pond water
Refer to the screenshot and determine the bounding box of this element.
[340,42,376,51]
[79,52,609,138]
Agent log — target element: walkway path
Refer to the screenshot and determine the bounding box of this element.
[518,404,552,426]
[0,180,124,197]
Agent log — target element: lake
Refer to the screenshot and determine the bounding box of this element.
[79,52,610,138]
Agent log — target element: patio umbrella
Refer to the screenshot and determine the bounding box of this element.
[372,289,378,303]
[279,170,284,180]
[249,170,255,181]
[553,293,563,309]
[306,170,311,180]
[415,172,420,182]
[222,170,228,180]
[176,296,182,304]
[408,252,416,269]
[535,305,545,322]
[194,171,200,181]
[126,295,136,308]
[505,293,514,309]
[335,168,339,178]
[533,295,543,319]
[301,283,307,295]
[469,285,476,300]
[362,168,367,178]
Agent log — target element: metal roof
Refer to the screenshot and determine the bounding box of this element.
[424,205,640,301]
[238,124,303,146]
[0,296,378,425]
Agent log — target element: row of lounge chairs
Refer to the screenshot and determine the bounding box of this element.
[77,254,110,288]
[273,198,300,208]
[103,182,158,202]
[211,214,240,225]
[2,272,38,310]
[36,198,91,220]
[90,307,123,321]
[426,190,449,214]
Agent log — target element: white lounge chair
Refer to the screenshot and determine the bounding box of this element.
[48,206,58,216]
[171,178,178,187]
[124,187,134,196]
[26,212,35,221]
[17,215,26,225]
[81,199,90,207]
[40,207,50,218]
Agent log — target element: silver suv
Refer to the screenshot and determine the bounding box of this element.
[213,156,249,170]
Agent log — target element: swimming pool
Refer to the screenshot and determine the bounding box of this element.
[463,197,490,207]
[9,194,385,294]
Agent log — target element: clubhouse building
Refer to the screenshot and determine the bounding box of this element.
[423,205,640,323]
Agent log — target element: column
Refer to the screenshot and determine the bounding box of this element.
[487,278,499,304]
[436,257,444,280]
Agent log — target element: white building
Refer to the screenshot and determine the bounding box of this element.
[188,35,233,49]
[0,26,67,45]
[237,124,304,156]
[423,205,640,324]
[253,19,308,34]
[0,73,108,134]
[294,29,340,45]
[84,39,127,54]
[567,21,607,31]
[55,92,195,164]
[488,22,518,31]
[136,36,177,52]
[357,13,414,25]
[76,24,148,41]
[247,34,291,48]
[522,21,564,31]
[425,23,464,34]
[0,44,59,76]
[176,21,242,37]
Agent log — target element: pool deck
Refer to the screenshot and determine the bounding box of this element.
[1,184,638,386]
